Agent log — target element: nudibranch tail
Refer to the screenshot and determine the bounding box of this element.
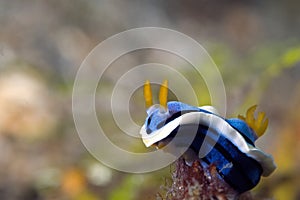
[144,80,153,108]
[238,105,269,137]
[159,80,168,109]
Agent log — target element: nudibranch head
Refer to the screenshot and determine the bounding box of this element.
[139,80,276,193]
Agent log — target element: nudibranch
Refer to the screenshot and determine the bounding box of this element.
[139,80,276,193]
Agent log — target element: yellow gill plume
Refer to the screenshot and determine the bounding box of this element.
[238,105,269,137]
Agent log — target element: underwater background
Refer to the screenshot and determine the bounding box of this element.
[0,1,299,199]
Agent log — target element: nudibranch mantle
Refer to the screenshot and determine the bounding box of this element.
[140,80,276,193]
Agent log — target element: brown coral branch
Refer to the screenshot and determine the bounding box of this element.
[159,158,254,200]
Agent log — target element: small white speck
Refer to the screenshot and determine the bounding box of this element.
[219,162,233,173]
[86,163,112,186]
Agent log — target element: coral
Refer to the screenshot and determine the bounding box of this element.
[159,158,254,200]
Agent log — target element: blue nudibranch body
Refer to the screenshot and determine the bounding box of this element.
[140,80,276,193]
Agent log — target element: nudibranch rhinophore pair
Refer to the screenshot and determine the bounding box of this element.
[139,80,276,193]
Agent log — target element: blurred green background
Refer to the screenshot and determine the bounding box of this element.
[0,0,300,199]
